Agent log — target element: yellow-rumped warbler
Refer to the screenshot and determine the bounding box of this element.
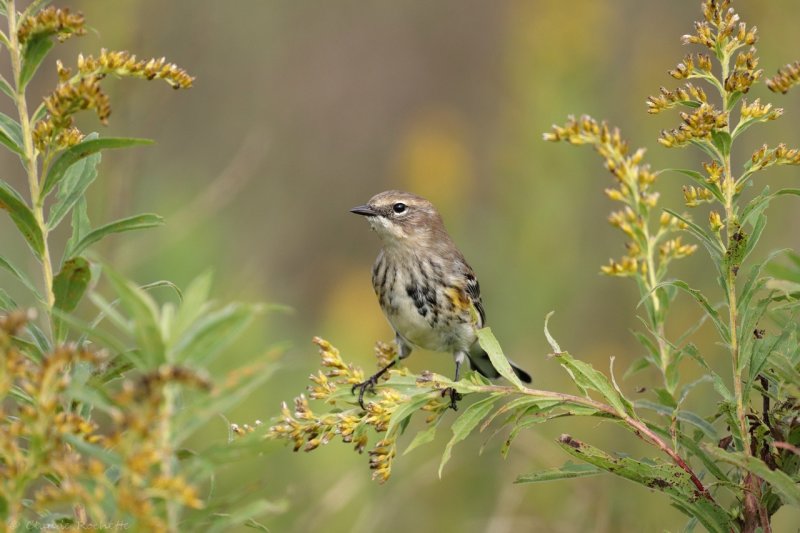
[350,190,531,410]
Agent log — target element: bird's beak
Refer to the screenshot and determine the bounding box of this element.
[350,205,378,217]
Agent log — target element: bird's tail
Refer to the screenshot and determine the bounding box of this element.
[466,345,532,384]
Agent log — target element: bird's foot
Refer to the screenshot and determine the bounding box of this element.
[351,375,380,410]
[441,387,463,411]
[351,361,396,410]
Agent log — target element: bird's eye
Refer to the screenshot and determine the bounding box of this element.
[392,202,407,214]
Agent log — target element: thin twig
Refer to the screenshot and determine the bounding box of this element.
[478,384,716,503]
[773,441,800,456]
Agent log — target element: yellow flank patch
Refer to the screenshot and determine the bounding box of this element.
[445,287,470,311]
[445,286,480,325]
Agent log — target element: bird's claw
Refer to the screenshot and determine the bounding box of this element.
[351,376,379,410]
[441,387,462,411]
[350,361,397,410]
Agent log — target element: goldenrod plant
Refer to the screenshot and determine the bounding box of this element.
[271,2,800,531]
[0,2,278,531]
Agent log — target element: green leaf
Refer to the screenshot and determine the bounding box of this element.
[555,350,632,416]
[664,209,724,263]
[515,462,605,483]
[19,33,54,90]
[739,249,789,318]
[770,352,800,391]
[385,391,437,438]
[0,74,13,100]
[62,434,121,468]
[543,310,563,353]
[48,148,101,230]
[649,424,730,483]
[623,356,652,379]
[0,180,44,258]
[104,268,165,367]
[740,212,766,263]
[557,436,732,533]
[31,102,48,124]
[710,130,731,157]
[50,308,132,361]
[634,401,717,440]
[206,499,288,533]
[711,372,734,403]
[0,112,24,156]
[654,281,729,342]
[705,446,800,506]
[689,139,722,162]
[52,257,91,342]
[403,417,442,455]
[747,325,795,394]
[41,137,153,199]
[65,196,91,262]
[726,91,744,114]
[53,257,91,313]
[170,272,212,339]
[732,117,760,141]
[662,168,723,203]
[176,360,278,443]
[172,303,259,366]
[631,329,659,359]
[66,213,163,259]
[477,327,525,389]
[739,186,772,224]
[140,279,183,301]
[653,388,677,409]
[0,288,17,310]
[0,255,42,300]
[438,395,497,477]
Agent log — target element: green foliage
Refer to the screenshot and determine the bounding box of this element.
[0,1,280,531]
[270,2,800,532]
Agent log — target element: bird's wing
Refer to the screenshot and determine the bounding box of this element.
[464,272,486,328]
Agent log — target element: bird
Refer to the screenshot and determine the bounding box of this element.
[350,190,531,410]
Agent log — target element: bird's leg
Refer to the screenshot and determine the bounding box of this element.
[351,334,411,410]
[442,351,465,411]
[351,360,396,410]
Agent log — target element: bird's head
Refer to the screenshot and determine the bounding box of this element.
[350,190,445,247]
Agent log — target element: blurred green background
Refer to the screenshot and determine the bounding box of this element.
[2,1,800,531]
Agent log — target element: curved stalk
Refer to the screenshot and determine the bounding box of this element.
[479,384,714,502]
[7,0,56,316]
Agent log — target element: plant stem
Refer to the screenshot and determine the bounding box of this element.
[723,155,748,450]
[643,225,672,386]
[7,0,56,315]
[479,383,715,502]
[718,50,749,454]
[161,383,179,531]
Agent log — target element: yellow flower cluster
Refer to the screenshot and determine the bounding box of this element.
[683,185,714,207]
[33,50,193,153]
[659,237,698,262]
[658,104,727,148]
[0,311,209,530]
[545,115,694,278]
[682,0,757,54]
[740,98,782,121]
[749,143,800,173]
[724,47,762,94]
[268,338,451,483]
[767,61,800,94]
[75,49,194,89]
[647,84,707,115]
[667,54,713,80]
[17,6,85,44]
